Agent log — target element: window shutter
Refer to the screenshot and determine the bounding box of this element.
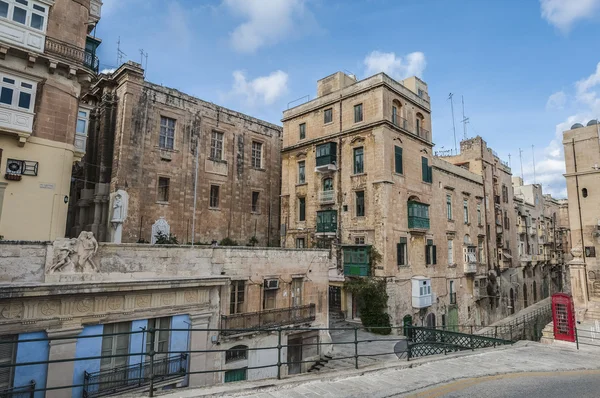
[397,243,402,266]
[432,245,437,265]
[422,157,428,181]
[425,244,430,265]
[428,166,433,183]
[395,146,403,174]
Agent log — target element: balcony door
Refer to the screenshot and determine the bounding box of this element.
[101,322,131,371]
[146,317,171,360]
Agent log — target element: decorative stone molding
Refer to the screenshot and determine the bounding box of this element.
[48,231,98,273]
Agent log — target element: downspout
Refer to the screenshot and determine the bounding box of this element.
[572,138,588,300]
[336,94,343,270]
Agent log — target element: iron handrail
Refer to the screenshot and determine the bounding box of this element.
[0,380,35,398]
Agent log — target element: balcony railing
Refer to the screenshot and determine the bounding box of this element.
[417,126,430,141]
[0,381,35,398]
[83,354,187,398]
[319,190,335,204]
[392,116,409,130]
[45,37,99,73]
[408,216,430,229]
[221,304,316,335]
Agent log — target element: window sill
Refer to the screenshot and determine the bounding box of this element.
[209,158,227,164]
[352,173,367,177]
[251,167,266,172]
[156,201,169,205]
[296,182,308,187]
[323,121,334,126]
[209,207,221,211]
[447,219,455,222]
[251,211,261,215]
[155,146,179,153]
[393,172,404,177]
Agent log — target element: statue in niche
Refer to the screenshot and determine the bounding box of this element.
[48,231,99,273]
[109,190,128,243]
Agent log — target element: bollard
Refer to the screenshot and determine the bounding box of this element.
[277,328,282,379]
[354,327,359,369]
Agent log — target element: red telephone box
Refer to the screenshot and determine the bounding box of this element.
[552,293,576,342]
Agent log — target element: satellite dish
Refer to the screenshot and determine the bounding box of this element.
[587,119,598,126]
[571,123,584,129]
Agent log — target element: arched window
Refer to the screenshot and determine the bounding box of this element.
[416,112,425,137]
[426,313,436,328]
[322,177,333,192]
[463,235,471,245]
[582,188,588,198]
[225,345,248,363]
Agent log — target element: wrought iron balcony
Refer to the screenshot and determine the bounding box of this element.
[319,190,335,204]
[392,116,409,130]
[0,380,35,398]
[221,304,316,335]
[82,354,187,398]
[45,37,99,73]
[417,126,430,141]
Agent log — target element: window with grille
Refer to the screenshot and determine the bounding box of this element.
[146,318,171,358]
[299,123,306,139]
[354,103,363,123]
[157,177,169,202]
[210,131,224,160]
[355,236,365,244]
[159,116,175,149]
[355,191,365,217]
[251,141,262,168]
[230,280,245,314]
[0,334,16,391]
[251,191,259,213]
[225,345,248,363]
[101,322,131,370]
[210,185,220,208]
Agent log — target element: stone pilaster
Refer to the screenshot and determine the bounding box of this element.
[45,327,82,398]
[188,313,214,388]
[0,182,7,229]
[568,246,588,319]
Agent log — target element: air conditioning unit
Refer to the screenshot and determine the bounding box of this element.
[6,159,24,175]
[264,279,279,290]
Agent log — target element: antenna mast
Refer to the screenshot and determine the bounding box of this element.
[461,96,469,139]
[508,153,511,168]
[449,93,457,153]
[139,49,149,76]
[519,148,524,181]
[116,37,127,66]
[532,145,536,184]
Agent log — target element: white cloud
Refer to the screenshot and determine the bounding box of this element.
[363,51,426,80]
[230,70,289,105]
[540,0,600,32]
[224,0,313,53]
[100,68,116,74]
[546,91,566,110]
[164,2,192,48]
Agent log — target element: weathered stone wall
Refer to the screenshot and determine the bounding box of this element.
[0,242,49,283]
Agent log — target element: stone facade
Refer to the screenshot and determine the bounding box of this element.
[0,0,102,240]
[67,62,282,247]
[0,239,331,395]
[562,121,600,319]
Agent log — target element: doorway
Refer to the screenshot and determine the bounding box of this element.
[287,336,302,375]
[328,286,341,312]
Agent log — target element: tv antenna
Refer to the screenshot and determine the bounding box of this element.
[519,148,524,181]
[448,93,457,153]
[116,37,127,66]
[139,49,149,75]
[461,96,469,139]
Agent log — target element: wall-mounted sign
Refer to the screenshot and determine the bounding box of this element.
[39,183,55,190]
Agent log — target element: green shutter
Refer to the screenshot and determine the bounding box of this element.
[432,245,437,265]
[395,146,403,174]
[422,157,428,182]
[397,243,401,266]
[425,244,430,265]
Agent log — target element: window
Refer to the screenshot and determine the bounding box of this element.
[324,108,332,124]
[397,237,407,267]
[251,191,260,213]
[251,141,262,168]
[0,334,16,391]
[463,199,469,224]
[464,246,477,263]
[394,146,403,174]
[446,195,452,220]
[419,280,431,296]
[426,239,437,265]
[582,188,588,198]
[408,201,430,229]
[210,131,224,160]
[392,105,398,125]
[478,238,485,263]
[353,147,364,174]
[355,236,365,244]
[0,72,36,112]
[75,108,90,152]
[585,246,596,257]
[225,345,248,363]
[230,280,245,314]
[157,177,169,202]
[477,204,482,225]
[296,237,305,248]
[355,191,365,217]
[421,157,432,183]
[291,278,303,307]
[159,116,175,150]
[316,142,337,166]
[299,123,306,139]
[263,285,277,310]
[323,177,333,192]
[354,103,363,123]
[101,322,131,370]
[146,317,171,358]
[298,197,306,221]
[298,161,305,184]
[447,239,453,265]
[0,0,47,31]
[210,185,220,208]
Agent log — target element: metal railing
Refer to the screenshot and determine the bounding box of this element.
[0,380,35,398]
[45,37,99,73]
[221,304,316,334]
[417,127,430,141]
[83,354,187,398]
[392,116,409,130]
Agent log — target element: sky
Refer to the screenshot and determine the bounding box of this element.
[95,0,600,199]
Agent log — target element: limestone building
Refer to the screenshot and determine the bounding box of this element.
[562,120,600,319]
[66,62,282,246]
[0,238,330,396]
[0,0,102,240]
[280,72,495,328]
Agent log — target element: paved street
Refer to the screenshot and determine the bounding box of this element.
[155,341,600,398]
[404,370,600,397]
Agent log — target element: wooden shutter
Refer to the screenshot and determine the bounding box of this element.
[421,157,428,181]
[425,244,430,265]
[432,245,437,265]
[0,335,16,390]
[395,146,403,174]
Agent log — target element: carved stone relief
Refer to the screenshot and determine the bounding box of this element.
[48,231,99,273]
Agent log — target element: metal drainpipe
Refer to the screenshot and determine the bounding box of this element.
[337,95,343,270]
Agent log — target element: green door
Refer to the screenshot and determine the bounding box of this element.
[403,315,413,338]
[447,307,459,332]
[224,368,247,383]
